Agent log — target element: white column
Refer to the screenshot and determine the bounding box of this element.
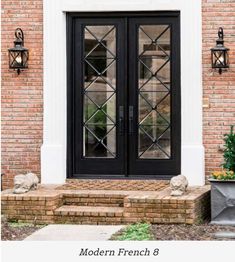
[41,0,67,184]
[180,0,205,185]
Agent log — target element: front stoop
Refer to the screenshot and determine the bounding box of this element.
[1,185,210,225]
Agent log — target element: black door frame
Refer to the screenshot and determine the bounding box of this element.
[67,11,181,179]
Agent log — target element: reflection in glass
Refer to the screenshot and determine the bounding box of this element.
[83,26,116,158]
[138,25,171,159]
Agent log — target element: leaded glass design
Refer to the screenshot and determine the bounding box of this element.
[83,26,116,158]
[138,25,171,159]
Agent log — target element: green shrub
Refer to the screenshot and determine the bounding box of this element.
[222,125,235,172]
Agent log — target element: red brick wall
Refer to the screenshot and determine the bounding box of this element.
[202,0,235,178]
[1,0,235,189]
[1,0,43,189]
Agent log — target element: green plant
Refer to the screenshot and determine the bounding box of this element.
[222,125,235,172]
[114,223,154,241]
[8,222,45,228]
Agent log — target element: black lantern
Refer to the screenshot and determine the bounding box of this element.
[211,27,229,74]
[8,28,29,75]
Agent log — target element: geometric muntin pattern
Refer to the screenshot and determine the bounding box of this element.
[138,25,171,159]
[83,26,116,158]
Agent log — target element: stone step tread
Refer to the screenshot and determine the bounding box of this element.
[54,205,124,216]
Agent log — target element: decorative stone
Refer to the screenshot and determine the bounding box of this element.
[13,173,39,194]
[170,175,188,196]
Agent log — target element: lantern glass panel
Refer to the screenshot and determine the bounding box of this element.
[225,51,229,66]
[9,50,28,69]
[212,50,225,68]
[22,51,29,67]
[15,53,22,65]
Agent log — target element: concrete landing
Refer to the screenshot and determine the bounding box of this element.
[24,224,125,241]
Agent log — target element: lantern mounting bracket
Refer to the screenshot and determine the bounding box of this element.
[218,27,223,40]
[15,28,24,46]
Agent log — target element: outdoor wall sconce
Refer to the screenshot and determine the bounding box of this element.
[8,28,29,75]
[211,27,229,74]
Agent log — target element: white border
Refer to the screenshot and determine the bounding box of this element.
[42,0,204,186]
[3,241,235,262]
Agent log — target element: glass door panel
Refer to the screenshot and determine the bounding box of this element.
[83,25,117,158]
[138,25,171,159]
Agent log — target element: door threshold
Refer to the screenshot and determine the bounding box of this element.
[69,175,174,180]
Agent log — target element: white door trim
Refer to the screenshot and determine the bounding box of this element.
[42,0,204,185]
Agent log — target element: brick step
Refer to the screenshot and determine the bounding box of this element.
[54,205,124,225]
[63,192,125,207]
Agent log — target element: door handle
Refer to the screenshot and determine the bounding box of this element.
[129,106,134,135]
[119,106,124,136]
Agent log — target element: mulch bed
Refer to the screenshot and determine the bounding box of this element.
[1,220,45,241]
[2,218,235,241]
[151,223,235,240]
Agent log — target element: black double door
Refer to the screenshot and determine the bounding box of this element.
[67,12,181,178]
